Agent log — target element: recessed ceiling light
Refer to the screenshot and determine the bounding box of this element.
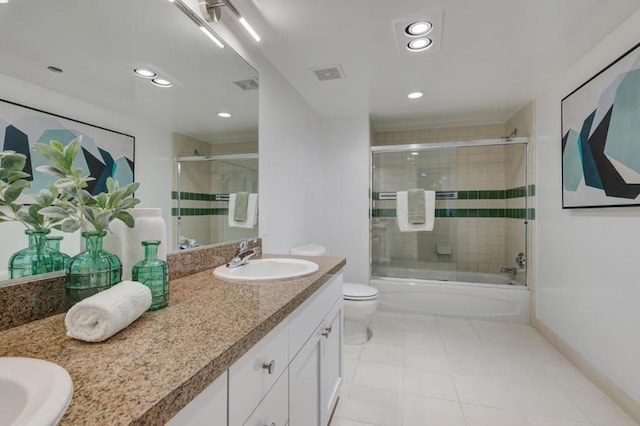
[218,112,231,118]
[133,68,156,79]
[407,38,433,52]
[408,91,424,99]
[151,78,172,88]
[405,21,432,37]
[0,0,9,4]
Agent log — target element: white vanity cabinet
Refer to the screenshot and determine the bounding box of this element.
[168,272,343,426]
[166,371,227,426]
[320,299,343,426]
[289,273,344,426]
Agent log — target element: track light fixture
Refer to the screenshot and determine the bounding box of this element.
[199,0,261,42]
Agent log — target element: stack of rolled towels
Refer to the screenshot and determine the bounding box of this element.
[65,281,152,343]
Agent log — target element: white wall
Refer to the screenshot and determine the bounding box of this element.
[317,116,371,284]
[191,4,327,255]
[535,9,640,402]
[0,72,173,268]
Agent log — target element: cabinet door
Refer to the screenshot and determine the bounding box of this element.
[289,325,322,426]
[320,300,343,426]
[166,372,227,426]
[243,369,288,426]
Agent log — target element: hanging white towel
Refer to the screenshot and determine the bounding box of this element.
[65,281,152,342]
[228,193,258,228]
[396,190,435,232]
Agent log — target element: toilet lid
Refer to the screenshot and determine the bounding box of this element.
[343,283,378,301]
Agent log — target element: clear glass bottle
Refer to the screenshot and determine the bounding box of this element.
[132,240,169,310]
[65,231,122,309]
[45,236,71,272]
[9,229,64,279]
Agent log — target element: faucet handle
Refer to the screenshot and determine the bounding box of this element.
[237,239,258,254]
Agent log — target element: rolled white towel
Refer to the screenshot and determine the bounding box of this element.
[65,281,152,342]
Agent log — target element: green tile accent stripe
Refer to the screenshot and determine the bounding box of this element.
[373,185,535,201]
[371,208,535,220]
[172,208,229,216]
[171,191,229,201]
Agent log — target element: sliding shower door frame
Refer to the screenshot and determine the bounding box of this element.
[369,137,530,286]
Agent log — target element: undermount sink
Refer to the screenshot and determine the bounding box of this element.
[0,357,73,426]
[213,258,319,282]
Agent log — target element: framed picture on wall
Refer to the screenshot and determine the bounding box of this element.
[0,98,135,201]
[561,41,640,208]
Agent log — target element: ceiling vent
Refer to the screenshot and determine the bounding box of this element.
[233,77,259,90]
[311,65,344,81]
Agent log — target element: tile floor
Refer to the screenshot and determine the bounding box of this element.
[331,311,638,426]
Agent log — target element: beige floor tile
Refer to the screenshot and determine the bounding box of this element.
[403,394,465,426]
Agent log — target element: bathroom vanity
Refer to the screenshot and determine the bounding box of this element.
[0,255,345,425]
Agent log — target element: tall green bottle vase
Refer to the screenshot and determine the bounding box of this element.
[9,229,65,279]
[65,231,122,309]
[132,240,169,310]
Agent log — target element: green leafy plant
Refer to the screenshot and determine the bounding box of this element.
[34,136,141,233]
[0,151,63,231]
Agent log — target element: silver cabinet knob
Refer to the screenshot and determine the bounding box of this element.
[262,360,276,374]
[322,325,332,337]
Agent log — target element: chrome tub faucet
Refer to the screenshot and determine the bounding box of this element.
[500,266,518,274]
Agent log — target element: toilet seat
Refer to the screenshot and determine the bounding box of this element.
[343,283,378,301]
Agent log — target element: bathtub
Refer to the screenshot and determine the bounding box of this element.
[370,275,530,323]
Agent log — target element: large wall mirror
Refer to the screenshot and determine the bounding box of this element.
[0,0,259,284]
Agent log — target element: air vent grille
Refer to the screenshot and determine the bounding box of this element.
[311,66,344,81]
[233,77,259,90]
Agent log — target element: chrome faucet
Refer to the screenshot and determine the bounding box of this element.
[500,267,518,274]
[227,240,262,268]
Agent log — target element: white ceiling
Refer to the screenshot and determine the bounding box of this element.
[0,0,259,143]
[236,0,640,131]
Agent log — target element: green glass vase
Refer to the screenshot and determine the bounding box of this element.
[132,240,169,310]
[65,231,122,309]
[45,236,71,272]
[8,229,64,279]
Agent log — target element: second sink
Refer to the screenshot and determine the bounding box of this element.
[0,357,73,426]
[213,258,319,282]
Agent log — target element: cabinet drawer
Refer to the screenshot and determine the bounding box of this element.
[289,273,343,358]
[243,369,288,426]
[229,322,289,426]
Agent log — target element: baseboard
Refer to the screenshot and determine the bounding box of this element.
[534,318,640,423]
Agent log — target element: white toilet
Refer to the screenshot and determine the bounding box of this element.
[289,244,379,345]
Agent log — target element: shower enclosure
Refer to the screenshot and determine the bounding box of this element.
[175,153,258,249]
[371,138,530,287]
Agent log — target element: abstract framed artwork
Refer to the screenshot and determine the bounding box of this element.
[0,98,134,201]
[562,42,640,208]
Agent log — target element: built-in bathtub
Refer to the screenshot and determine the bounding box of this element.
[370,273,530,323]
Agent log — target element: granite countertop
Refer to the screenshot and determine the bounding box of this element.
[0,255,346,425]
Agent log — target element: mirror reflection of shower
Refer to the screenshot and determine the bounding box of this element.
[371,138,529,286]
[175,153,258,249]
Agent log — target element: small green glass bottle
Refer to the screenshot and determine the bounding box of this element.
[132,240,169,310]
[45,236,71,272]
[9,229,64,279]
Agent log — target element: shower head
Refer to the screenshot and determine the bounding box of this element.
[502,128,518,140]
